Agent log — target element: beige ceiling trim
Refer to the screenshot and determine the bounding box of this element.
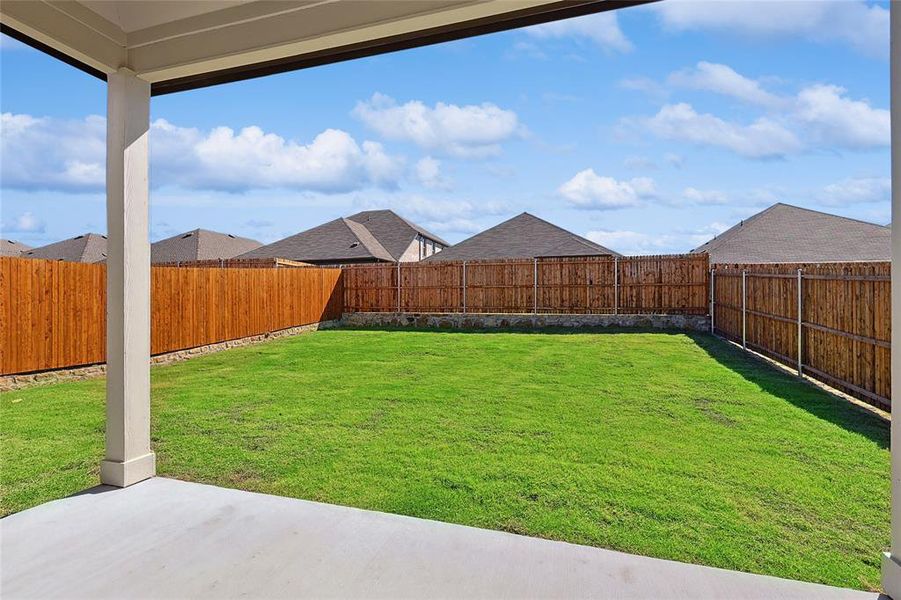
[1,1,126,74]
[126,0,338,49]
[129,0,547,82]
[49,1,127,47]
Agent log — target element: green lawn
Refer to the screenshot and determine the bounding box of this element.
[0,328,889,590]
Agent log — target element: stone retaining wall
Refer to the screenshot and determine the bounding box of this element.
[0,320,339,391]
[341,312,710,332]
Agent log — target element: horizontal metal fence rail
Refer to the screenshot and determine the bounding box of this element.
[343,254,710,316]
[711,261,890,411]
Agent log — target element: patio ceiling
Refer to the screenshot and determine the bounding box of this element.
[0,0,650,95]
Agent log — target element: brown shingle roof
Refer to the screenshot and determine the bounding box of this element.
[22,233,108,263]
[0,239,32,257]
[692,203,891,264]
[151,229,262,264]
[423,212,619,262]
[238,209,444,263]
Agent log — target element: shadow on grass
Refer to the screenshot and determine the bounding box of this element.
[335,324,890,448]
[689,332,889,449]
[334,324,694,336]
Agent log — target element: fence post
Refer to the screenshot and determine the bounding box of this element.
[462,261,467,314]
[396,262,401,313]
[613,257,619,315]
[710,268,715,334]
[797,268,803,375]
[533,258,538,314]
[741,270,747,349]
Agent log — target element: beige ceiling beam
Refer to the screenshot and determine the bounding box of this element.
[1,0,126,75]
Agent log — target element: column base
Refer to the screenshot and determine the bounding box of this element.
[884,552,901,598]
[100,452,156,487]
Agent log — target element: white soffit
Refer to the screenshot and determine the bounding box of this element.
[1,0,636,93]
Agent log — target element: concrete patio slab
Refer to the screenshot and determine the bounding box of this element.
[0,477,881,599]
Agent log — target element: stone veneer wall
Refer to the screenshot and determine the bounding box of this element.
[0,320,339,391]
[341,312,710,332]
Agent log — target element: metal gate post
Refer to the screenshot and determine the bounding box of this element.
[797,268,803,375]
[462,261,467,314]
[741,270,747,349]
[613,257,619,315]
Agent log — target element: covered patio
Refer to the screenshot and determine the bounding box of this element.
[0,0,898,597]
[1,477,879,599]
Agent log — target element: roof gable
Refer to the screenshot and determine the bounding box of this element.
[346,209,449,256]
[238,218,393,263]
[424,213,619,262]
[0,239,32,257]
[693,203,891,264]
[23,233,108,263]
[151,228,262,263]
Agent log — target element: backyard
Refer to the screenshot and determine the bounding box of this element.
[0,328,889,591]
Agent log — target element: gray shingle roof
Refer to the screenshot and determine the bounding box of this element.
[346,210,449,256]
[239,209,443,263]
[238,217,394,263]
[151,229,262,264]
[22,233,108,263]
[423,212,619,262]
[692,203,891,264]
[0,239,32,257]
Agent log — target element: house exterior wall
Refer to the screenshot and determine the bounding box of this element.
[399,236,446,262]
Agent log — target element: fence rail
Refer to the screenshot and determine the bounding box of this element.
[712,261,890,411]
[0,257,343,375]
[343,254,710,316]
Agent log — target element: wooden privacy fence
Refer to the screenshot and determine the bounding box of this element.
[0,257,343,375]
[344,254,710,315]
[712,262,890,411]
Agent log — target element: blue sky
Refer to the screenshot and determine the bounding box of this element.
[0,1,891,254]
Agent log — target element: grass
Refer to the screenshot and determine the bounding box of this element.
[0,328,889,590]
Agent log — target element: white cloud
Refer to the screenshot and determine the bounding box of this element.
[794,84,889,149]
[654,0,888,58]
[586,222,730,255]
[414,156,452,190]
[618,76,669,100]
[559,169,656,210]
[664,153,684,168]
[525,12,633,53]
[1,112,106,192]
[0,112,404,193]
[642,103,802,159]
[632,63,888,155]
[819,177,891,206]
[668,61,784,109]
[352,93,521,158]
[2,211,45,233]
[682,187,728,205]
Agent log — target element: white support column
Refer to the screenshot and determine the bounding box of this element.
[100,68,155,488]
[884,2,901,596]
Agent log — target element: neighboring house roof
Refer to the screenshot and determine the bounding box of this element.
[423,212,619,262]
[239,217,395,263]
[152,228,262,264]
[0,239,32,257]
[692,203,891,264]
[239,209,445,263]
[346,209,449,256]
[22,233,108,263]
